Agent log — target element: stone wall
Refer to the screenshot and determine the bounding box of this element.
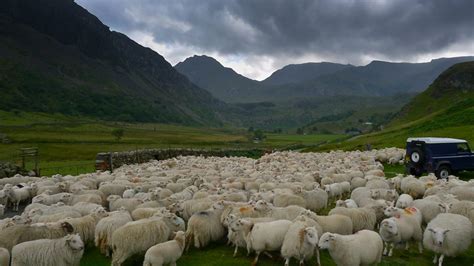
[0,162,25,178]
[95,148,267,171]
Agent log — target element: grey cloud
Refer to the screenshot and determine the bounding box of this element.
[77,0,474,67]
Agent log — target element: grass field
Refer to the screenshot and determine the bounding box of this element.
[0,110,344,176]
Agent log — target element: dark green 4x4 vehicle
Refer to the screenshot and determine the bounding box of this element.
[406,137,474,179]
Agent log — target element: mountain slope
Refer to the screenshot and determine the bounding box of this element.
[175,55,263,102]
[391,61,474,126]
[0,0,225,125]
[262,62,353,86]
[307,61,474,151]
[294,56,474,97]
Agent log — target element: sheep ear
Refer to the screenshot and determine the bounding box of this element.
[428,228,435,233]
[443,230,450,235]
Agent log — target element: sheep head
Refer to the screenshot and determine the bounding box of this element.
[428,227,449,248]
[380,218,398,235]
[303,227,319,246]
[65,234,84,251]
[318,232,336,250]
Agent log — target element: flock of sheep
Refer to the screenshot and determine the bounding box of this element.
[0,147,473,266]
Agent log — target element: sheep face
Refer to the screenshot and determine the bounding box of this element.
[107,195,121,203]
[254,200,270,211]
[304,227,319,246]
[223,214,238,227]
[428,228,449,248]
[27,208,43,218]
[380,219,398,235]
[65,234,85,251]
[212,201,226,210]
[384,206,399,217]
[60,193,72,203]
[371,190,381,199]
[163,213,185,229]
[438,203,451,213]
[335,200,346,207]
[318,232,336,250]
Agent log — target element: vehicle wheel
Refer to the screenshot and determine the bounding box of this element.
[409,148,424,165]
[436,165,451,179]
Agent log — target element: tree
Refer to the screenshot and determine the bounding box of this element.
[253,130,266,141]
[111,128,124,142]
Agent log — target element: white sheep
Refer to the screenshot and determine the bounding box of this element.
[107,195,143,212]
[273,193,306,208]
[111,213,185,266]
[0,221,74,251]
[298,188,328,212]
[132,207,168,220]
[0,247,9,266]
[143,231,185,266]
[350,177,367,190]
[0,204,4,217]
[11,234,84,266]
[185,201,227,249]
[246,219,292,265]
[281,223,320,266]
[94,209,133,257]
[32,192,72,206]
[396,194,414,209]
[335,199,358,208]
[318,230,383,266]
[300,210,353,235]
[379,217,423,256]
[5,186,31,211]
[413,199,450,224]
[423,213,472,266]
[253,200,306,221]
[73,202,103,216]
[401,177,425,199]
[60,207,108,243]
[328,206,376,232]
[448,200,474,239]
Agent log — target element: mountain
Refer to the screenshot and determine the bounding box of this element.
[296,57,474,97]
[391,61,474,126]
[308,61,474,151]
[176,55,473,103]
[0,0,225,125]
[175,55,262,103]
[262,62,353,86]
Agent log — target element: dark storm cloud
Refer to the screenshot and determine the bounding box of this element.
[76,0,473,78]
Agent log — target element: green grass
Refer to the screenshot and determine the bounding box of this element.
[0,110,343,176]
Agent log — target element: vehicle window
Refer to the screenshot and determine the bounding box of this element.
[456,143,470,153]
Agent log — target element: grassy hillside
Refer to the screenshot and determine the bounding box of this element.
[0,0,225,125]
[306,62,474,151]
[0,110,343,175]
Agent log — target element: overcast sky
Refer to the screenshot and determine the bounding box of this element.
[77,0,474,80]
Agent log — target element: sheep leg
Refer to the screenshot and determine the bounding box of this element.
[405,242,409,250]
[263,251,273,258]
[432,254,438,264]
[438,254,444,266]
[233,245,239,257]
[383,242,388,256]
[316,247,321,266]
[388,243,394,257]
[284,258,290,266]
[299,259,304,266]
[252,251,260,266]
[418,242,423,253]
